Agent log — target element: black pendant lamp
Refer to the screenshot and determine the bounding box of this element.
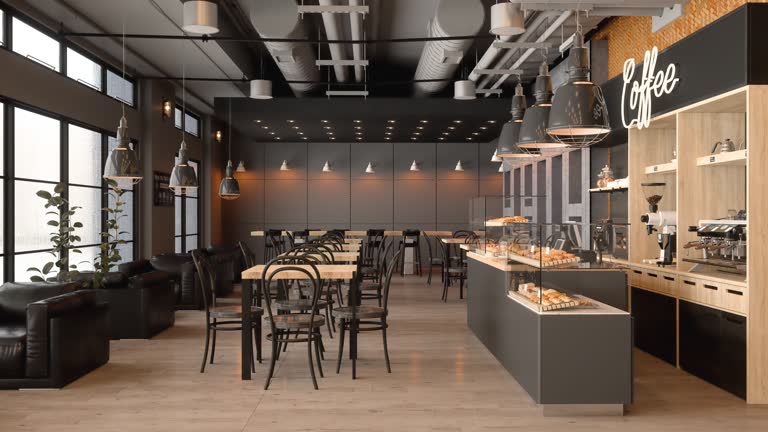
[169,67,199,193]
[104,26,142,184]
[547,12,610,147]
[518,60,566,150]
[219,100,240,200]
[496,80,539,159]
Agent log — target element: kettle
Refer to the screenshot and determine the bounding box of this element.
[711,138,735,154]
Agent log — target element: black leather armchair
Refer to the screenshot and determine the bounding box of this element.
[0,282,110,389]
[73,270,175,340]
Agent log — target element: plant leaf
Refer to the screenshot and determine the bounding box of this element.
[36,190,52,200]
[42,262,54,274]
[30,276,45,282]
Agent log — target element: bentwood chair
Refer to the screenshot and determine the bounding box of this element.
[334,249,402,376]
[265,229,284,262]
[422,232,444,285]
[439,239,467,302]
[360,240,394,306]
[284,246,337,337]
[262,258,326,390]
[192,250,263,373]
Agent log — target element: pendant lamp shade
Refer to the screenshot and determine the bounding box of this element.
[169,140,198,192]
[322,161,332,172]
[104,116,142,183]
[250,79,273,99]
[182,1,219,35]
[218,160,240,200]
[365,162,375,174]
[518,62,567,149]
[280,160,289,171]
[496,82,538,158]
[498,162,505,173]
[491,149,503,162]
[454,80,476,100]
[454,160,464,172]
[236,161,246,172]
[410,160,420,172]
[490,2,525,36]
[547,32,610,147]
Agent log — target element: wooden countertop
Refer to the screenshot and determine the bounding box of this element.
[629,261,747,288]
[242,264,357,280]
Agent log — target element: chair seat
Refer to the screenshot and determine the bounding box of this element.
[210,305,263,320]
[267,313,326,329]
[360,283,381,292]
[430,258,444,265]
[360,267,378,276]
[275,299,329,311]
[447,267,466,275]
[332,305,386,320]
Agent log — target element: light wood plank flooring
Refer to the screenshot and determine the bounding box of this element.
[2,275,768,431]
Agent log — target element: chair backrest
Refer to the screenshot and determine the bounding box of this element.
[422,232,434,261]
[261,257,322,329]
[365,230,385,262]
[286,244,333,264]
[381,249,403,312]
[238,241,256,269]
[191,249,216,312]
[377,239,395,281]
[453,230,474,238]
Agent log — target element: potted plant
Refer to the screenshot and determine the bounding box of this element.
[90,179,129,289]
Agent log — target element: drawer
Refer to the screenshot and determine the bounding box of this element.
[658,272,678,295]
[642,270,666,294]
[629,269,643,287]
[677,278,746,314]
[719,284,747,315]
[678,277,705,303]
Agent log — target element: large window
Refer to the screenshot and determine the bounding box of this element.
[107,70,135,106]
[66,48,102,91]
[2,104,138,282]
[175,159,200,253]
[0,10,6,47]
[11,17,60,71]
[174,106,201,137]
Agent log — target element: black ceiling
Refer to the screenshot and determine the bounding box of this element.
[219,97,511,143]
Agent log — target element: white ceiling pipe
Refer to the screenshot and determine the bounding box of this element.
[319,0,350,82]
[468,11,561,82]
[349,0,365,83]
[249,0,320,96]
[413,0,485,95]
[483,10,572,95]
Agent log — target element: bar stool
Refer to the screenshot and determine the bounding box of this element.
[399,229,422,277]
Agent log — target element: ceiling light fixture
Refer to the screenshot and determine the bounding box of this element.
[410,160,420,172]
[519,60,567,149]
[547,11,611,148]
[170,66,198,193]
[162,99,172,119]
[442,132,450,136]
[219,99,240,201]
[104,27,142,184]
[388,120,396,123]
[365,162,375,174]
[236,161,246,172]
[280,160,289,171]
[353,119,362,123]
[454,79,476,100]
[498,162,505,173]
[491,149,502,162]
[497,80,538,159]
[322,161,332,172]
[250,79,272,99]
[182,1,220,35]
[454,160,464,172]
[453,120,463,124]
[420,120,429,124]
[287,120,295,123]
[448,126,456,130]
[490,1,525,36]
[321,120,330,123]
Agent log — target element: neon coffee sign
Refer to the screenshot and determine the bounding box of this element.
[621,46,679,130]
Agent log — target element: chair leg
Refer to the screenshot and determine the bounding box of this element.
[460,277,464,299]
[377,287,382,308]
[254,319,263,364]
[314,329,324,378]
[427,263,433,285]
[325,306,334,339]
[265,335,278,390]
[336,319,346,374]
[200,326,211,373]
[210,325,217,364]
[382,323,392,373]
[308,331,319,390]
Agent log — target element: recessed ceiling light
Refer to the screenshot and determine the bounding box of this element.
[262,126,269,129]
[269,132,275,135]
[356,137,363,140]
[442,132,450,136]
[275,137,281,140]
[438,137,445,140]
[487,120,497,123]
[420,120,429,123]
[321,120,329,123]
[353,120,362,123]
[411,137,417,141]
[388,120,396,123]
[354,126,363,130]
[323,126,332,130]
[480,126,488,130]
[287,120,295,123]
[385,137,391,140]
[292,126,300,129]
[413,132,421,135]
[453,120,462,124]
[327,132,334,135]
[356,132,363,135]
[385,132,392,135]
[386,126,394,130]
[298,132,304,135]
[302,137,308,140]
[466,137,473,140]
[254,119,262,123]
[472,132,480,136]
[447,126,456,130]
[417,126,424,130]
[330,137,336,140]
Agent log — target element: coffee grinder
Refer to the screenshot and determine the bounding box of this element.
[639,182,677,266]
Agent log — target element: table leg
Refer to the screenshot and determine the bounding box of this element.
[241,279,254,380]
[350,317,358,380]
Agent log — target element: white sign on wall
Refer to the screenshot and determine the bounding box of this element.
[621,46,679,130]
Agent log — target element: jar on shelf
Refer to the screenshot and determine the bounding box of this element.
[596,171,607,188]
[599,165,615,187]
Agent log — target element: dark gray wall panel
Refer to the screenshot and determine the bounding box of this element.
[437,143,479,180]
[394,142,436,180]
[222,178,265,224]
[479,178,503,196]
[351,178,394,224]
[437,180,478,223]
[308,142,351,180]
[478,141,502,179]
[236,142,266,179]
[394,180,437,224]
[308,179,351,225]
[351,142,394,180]
[265,142,307,179]
[264,179,307,225]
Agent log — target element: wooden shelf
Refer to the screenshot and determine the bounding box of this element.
[696,149,747,167]
[644,160,678,175]
[589,186,628,193]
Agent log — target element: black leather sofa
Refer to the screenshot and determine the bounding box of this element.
[0,282,110,389]
[73,270,175,340]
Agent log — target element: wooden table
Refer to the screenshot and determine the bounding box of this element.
[278,251,360,262]
[441,238,469,244]
[240,264,361,380]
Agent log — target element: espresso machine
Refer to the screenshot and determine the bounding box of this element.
[640,182,677,266]
[683,215,747,275]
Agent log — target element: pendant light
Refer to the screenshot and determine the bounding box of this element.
[454,80,476,100]
[410,160,420,172]
[490,1,525,36]
[454,160,465,172]
[218,99,240,200]
[182,1,219,35]
[104,25,142,184]
[322,161,332,172]
[169,66,198,192]
[491,149,502,162]
[496,80,538,158]
[365,162,375,174]
[518,59,567,149]
[236,161,246,172]
[547,11,611,148]
[250,48,273,99]
[280,160,289,171]
[498,162,505,173]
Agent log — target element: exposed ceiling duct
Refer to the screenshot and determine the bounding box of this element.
[349,0,366,83]
[413,0,485,95]
[248,0,319,96]
[318,0,350,82]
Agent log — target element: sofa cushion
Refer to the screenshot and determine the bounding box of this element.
[0,282,80,322]
[150,253,193,276]
[70,272,129,290]
[0,325,26,378]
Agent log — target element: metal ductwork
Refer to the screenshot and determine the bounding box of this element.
[319,0,350,82]
[349,0,365,82]
[249,0,319,96]
[413,0,485,95]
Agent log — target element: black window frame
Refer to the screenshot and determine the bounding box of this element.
[174,157,201,254]
[174,105,201,138]
[1,96,140,282]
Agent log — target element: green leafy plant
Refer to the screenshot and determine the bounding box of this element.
[28,183,83,282]
[91,179,129,289]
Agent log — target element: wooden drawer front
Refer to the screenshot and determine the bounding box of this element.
[642,270,664,293]
[658,272,677,295]
[629,269,643,287]
[678,277,706,303]
[719,284,747,315]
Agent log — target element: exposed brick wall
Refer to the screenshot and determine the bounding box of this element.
[593,0,768,78]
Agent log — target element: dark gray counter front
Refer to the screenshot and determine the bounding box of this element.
[467,257,633,409]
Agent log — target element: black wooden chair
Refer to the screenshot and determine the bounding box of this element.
[334,249,402,377]
[422,232,444,285]
[360,240,394,306]
[192,250,263,373]
[265,229,284,262]
[439,239,467,302]
[262,257,326,390]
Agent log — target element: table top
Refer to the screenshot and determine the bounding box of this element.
[242,264,357,280]
[441,238,469,244]
[251,230,482,238]
[278,251,359,262]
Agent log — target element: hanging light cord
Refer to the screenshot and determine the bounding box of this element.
[181,64,186,142]
[121,22,126,118]
[228,99,232,163]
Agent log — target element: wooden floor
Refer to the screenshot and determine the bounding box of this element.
[2,275,768,431]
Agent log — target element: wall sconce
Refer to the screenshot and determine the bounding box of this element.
[322,161,333,172]
[215,130,223,143]
[454,160,465,172]
[365,162,375,174]
[280,160,289,171]
[409,160,420,172]
[162,99,173,119]
[236,161,246,172]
